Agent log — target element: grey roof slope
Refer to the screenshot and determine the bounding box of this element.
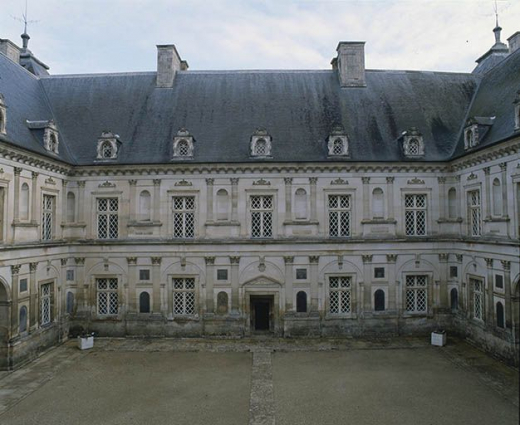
[454,48,520,157]
[37,68,479,165]
[0,54,74,163]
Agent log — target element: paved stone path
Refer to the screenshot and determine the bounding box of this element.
[249,350,275,425]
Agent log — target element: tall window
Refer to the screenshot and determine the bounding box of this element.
[405,275,427,313]
[296,291,307,313]
[448,188,457,218]
[66,292,75,314]
[97,198,119,239]
[251,195,273,238]
[41,283,52,325]
[450,288,458,311]
[139,190,151,221]
[468,190,482,236]
[492,178,502,216]
[173,277,195,315]
[496,302,505,329]
[471,278,483,321]
[405,194,426,236]
[66,192,76,222]
[374,289,385,311]
[372,188,384,219]
[42,194,55,240]
[20,183,29,220]
[329,276,351,314]
[139,292,150,313]
[328,194,351,237]
[97,278,118,315]
[19,306,28,333]
[173,196,195,238]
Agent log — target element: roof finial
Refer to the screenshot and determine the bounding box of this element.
[12,0,39,50]
[493,0,502,44]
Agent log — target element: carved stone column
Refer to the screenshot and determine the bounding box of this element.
[309,255,319,312]
[127,257,137,313]
[230,178,239,223]
[438,253,449,310]
[502,260,512,328]
[153,179,161,223]
[362,177,370,220]
[206,178,214,223]
[309,177,318,222]
[483,167,491,220]
[230,256,240,314]
[128,180,137,222]
[151,257,162,314]
[485,258,494,324]
[74,257,86,314]
[437,177,446,220]
[205,256,215,314]
[11,265,21,336]
[30,171,38,224]
[77,181,86,223]
[13,167,21,222]
[61,180,68,224]
[284,256,294,312]
[60,258,68,317]
[284,178,292,222]
[386,254,398,311]
[29,262,38,329]
[386,177,395,221]
[500,163,509,219]
[362,255,372,314]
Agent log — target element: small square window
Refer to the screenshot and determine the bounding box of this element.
[19,278,28,293]
[495,275,503,289]
[66,270,74,281]
[139,269,150,281]
[450,266,458,278]
[374,268,385,279]
[296,269,307,280]
[217,269,228,281]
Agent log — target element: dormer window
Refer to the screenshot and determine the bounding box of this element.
[96,131,120,160]
[43,121,59,154]
[250,129,272,158]
[327,126,349,157]
[0,94,6,135]
[402,127,424,158]
[464,126,477,149]
[173,129,194,159]
[514,90,520,131]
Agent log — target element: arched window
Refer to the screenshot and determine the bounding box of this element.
[294,188,308,219]
[450,288,458,311]
[19,306,27,333]
[374,289,385,311]
[296,291,307,313]
[217,291,228,315]
[372,188,384,219]
[448,188,457,218]
[496,302,505,328]
[66,192,76,223]
[20,183,29,220]
[465,129,474,148]
[102,141,113,158]
[216,189,229,221]
[492,178,502,216]
[66,292,75,314]
[139,190,151,221]
[332,139,344,155]
[177,140,189,156]
[139,292,150,313]
[254,139,267,156]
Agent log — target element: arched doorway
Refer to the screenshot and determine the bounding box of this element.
[0,280,11,370]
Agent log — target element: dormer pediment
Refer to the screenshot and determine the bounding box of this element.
[463,117,494,150]
[327,125,349,157]
[96,131,121,160]
[172,128,195,159]
[26,119,60,154]
[401,127,424,158]
[250,128,272,158]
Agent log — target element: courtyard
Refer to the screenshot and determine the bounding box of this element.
[0,337,518,425]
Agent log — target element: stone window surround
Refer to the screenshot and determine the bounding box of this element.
[168,274,200,319]
[401,272,433,317]
[0,94,7,135]
[399,188,432,237]
[246,188,278,239]
[324,272,357,319]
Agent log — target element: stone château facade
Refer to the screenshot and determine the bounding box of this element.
[0,25,519,369]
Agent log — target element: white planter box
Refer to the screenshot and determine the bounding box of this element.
[431,331,446,347]
[78,336,94,350]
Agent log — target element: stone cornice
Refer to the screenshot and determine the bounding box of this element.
[0,142,71,175]
[450,139,520,171]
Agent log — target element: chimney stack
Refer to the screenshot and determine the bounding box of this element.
[333,42,366,88]
[156,44,187,88]
[508,31,520,53]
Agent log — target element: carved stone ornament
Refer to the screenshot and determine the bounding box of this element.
[331,177,348,185]
[252,178,271,186]
[175,179,192,187]
[467,173,477,181]
[98,180,116,188]
[45,177,56,185]
[407,177,425,185]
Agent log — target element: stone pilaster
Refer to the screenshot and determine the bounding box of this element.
[230,178,239,222]
[127,257,137,313]
[151,257,162,314]
[74,257,86,314]
[284,178,292,222]
[485,258,494,324]
[309,255,319,312]
[483,167,491,220]
[502,260,512,328]
[230,256,240,314]
[386,254,397,311]
[386,177,394,220]
[362,177,370,220]
[11,265,22,336]
[362,255,372,314]
[438,253,449,309]
[284,256,294,312]
[29,262,38,329]
[61,180,68,223]
[206,178,214,222]
[30,171,38,224]
[60,258,68,317]
[205,256,215,314]
[152,179,161,223]
[309,177,318,222]
[13,167,21,222]
[128,180,137,222]
[437,177,446,220]
[77,181,86,223]
[500,163,509,219]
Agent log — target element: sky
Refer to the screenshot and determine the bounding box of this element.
[0,0,519,74]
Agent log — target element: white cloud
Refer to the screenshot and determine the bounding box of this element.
[0,0,518,74]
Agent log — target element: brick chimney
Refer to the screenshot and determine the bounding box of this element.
[156,44,188,88]
[333,42,366,88]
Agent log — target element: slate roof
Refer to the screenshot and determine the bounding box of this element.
[0,46,518,166]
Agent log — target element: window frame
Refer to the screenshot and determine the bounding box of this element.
[168,190,199,239]
[96,196,120,240]
[467,188,482,237]
[95,276,120,317]
[172,276,198,317]
[246,190,277,239]
[41,191,57,241]
[325,273,356,318]
[403,193,428,236]
[402,272,432,316]
[326,192,353,238]
[39,280,54,326]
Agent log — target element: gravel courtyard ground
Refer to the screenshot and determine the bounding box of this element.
[0,337,517,425]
